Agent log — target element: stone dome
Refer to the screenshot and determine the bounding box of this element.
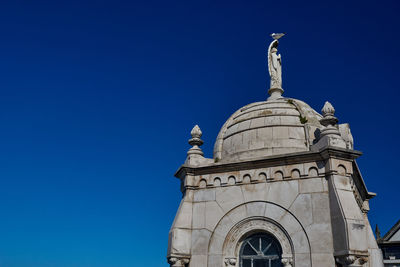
[213,97,323,162]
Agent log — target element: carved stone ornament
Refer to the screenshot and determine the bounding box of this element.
[320,101,339,128]
[321,101,335,117]
[168,256,190,267]
[224,257,237,266]
[281,257,293,267]
[190,125,202,140]
[335,254,369,266]
[358,257,369,265]
[187,125,204,156]
[336,255,357,265]
[312,100,347,150]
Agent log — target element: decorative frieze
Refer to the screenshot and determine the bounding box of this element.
[190,162,324,189]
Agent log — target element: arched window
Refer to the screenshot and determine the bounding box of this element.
[240,233,282,267]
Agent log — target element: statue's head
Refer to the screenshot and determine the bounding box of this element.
[271,47,277,53]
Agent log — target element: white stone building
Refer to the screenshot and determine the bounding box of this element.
[167,36,383,267]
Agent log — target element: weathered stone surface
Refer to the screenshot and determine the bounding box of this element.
[347,219,368,251]
[305,223,333,253]
[291,230,310,253]
[280,212,302,235]
[215,186,244,213]
[299,178,324,193]
[265,203,286,222]
[205,201,224,231]
[311,193,330,224]
[369,248,384,267]
[294,253,312,267]
[227,204,247,223]
[214,98,322,161]
[208,232,225,255]
[191,229,211,255]
[332,175,352,191]
[288,126,305,139]
[168,228,191,255]
[266,180,299,208]
[207,254,222,266]
[336,189,363,220]
[311,253,335,266]
[289,194,313,227]
[192,202,205,229]
[241,183,269,202]
[193,188,215,202]
[189,255,207,267]
[246,201,267,217]
[171,200,192,229]
[213,214,234,239]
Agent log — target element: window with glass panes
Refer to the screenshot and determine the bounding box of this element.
[239,233,282,267]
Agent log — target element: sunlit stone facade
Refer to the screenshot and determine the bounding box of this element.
[167,38,383,267]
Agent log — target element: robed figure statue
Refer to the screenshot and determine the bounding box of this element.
[268,39,282,89]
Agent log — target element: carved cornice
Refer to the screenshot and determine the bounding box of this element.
[175,147,362,179]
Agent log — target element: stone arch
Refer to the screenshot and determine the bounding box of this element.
[208,201,312,266]
[242,174,251,184]
[308,167,318,177]
[223,218,293,266]
[337,164,347,175]
[228,176,236,185]
[274,170,284,180]
[199,179,207,188]
[291,169,301,179]
[214,177,221,187]
[258,172,267,182]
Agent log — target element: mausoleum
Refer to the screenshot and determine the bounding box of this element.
[167,34,383,267]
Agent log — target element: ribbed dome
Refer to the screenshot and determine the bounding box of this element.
[213,98,323,162]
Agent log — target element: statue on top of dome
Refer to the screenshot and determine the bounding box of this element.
[268,33,285,90]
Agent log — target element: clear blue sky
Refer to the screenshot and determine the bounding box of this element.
[0,0,399,266]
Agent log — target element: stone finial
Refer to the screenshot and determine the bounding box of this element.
[187,125,204,156]
[319,101,339,134]
[190,125,202,140]
[321,101,335,117]
[311,101,347,151]
[185,125,212,166]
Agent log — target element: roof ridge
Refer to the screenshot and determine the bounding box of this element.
[383,219,400,241]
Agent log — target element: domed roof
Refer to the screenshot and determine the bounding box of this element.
[213,97,323,162]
